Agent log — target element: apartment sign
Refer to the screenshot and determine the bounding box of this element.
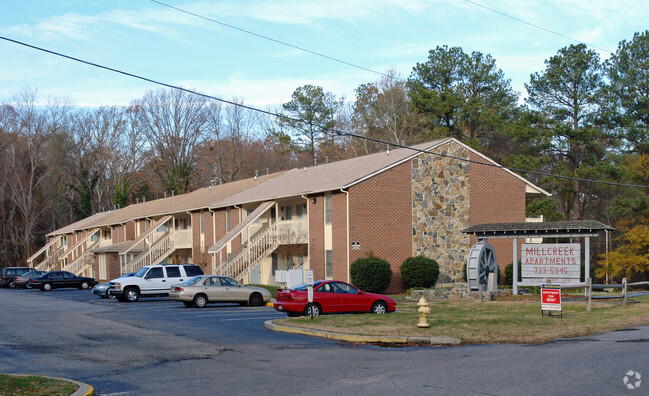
[522,243,580,284]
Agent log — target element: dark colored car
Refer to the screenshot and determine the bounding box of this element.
[14,270,46,288]
[0,267,32,288]
[273,280,397,317]
[29,271,98,291]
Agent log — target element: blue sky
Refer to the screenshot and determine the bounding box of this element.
[1,0,648,108]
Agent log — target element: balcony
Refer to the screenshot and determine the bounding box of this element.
[276,219,308,245]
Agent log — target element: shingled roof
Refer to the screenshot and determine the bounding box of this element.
[463,220,614,238]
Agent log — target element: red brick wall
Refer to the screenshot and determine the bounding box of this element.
[348,161,412,293]
[192,211,201,264]
[469,152,527,275]
[308,194,325,279]
[331,192,348,282]
[125,221,135,241]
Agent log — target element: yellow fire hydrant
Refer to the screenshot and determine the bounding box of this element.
[417,296,430,328]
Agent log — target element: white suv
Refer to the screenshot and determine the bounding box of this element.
[110,264,204,302]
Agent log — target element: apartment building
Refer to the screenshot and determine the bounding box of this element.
[28,138,549,292]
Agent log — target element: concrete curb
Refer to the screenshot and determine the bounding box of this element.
[264,320,461,345]
[2,373,93,395]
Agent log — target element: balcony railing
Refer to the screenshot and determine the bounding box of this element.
[173,230,192,248]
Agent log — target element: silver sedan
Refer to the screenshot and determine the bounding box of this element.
[170,275,272,308]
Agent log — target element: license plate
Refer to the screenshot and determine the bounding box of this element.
[278,305,282,310]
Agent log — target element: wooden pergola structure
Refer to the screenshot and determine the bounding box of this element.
[463,220,614,294]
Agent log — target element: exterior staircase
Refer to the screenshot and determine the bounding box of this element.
[122,232,175,274]
[214,222,279,281]
[61,240,99,276]
[34,246,64,272]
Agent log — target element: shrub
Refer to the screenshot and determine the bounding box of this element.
[505,261,522,286]
[350,255,392,293]
[246,284,278,298]
[400,256,440,289]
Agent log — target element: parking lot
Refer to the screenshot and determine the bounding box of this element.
[2,287,649,395]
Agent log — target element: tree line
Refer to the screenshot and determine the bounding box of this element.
[2,31,648,281]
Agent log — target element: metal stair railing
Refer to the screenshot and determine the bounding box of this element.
[215,222,279,281]
[62,240,99,275]
[122,232,174,274]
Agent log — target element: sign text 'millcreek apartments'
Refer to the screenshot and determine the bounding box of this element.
[521,243,581,284]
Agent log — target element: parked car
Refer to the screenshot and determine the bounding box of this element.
[0,267,33,288]
[14,270,46,288]
[170,275,272,308]
[273,280,396,317]
[92,272,135,299]
[110,264,204,302]
[29,271,98,291]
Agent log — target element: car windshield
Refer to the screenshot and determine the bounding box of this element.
[134,267,148,278]
[182,276,204,285]
[292,281,322,291]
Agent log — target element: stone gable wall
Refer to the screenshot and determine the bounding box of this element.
[412,142,471,283]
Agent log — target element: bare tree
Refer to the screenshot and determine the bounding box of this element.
[4,89,72,261]
[132,88,208,194]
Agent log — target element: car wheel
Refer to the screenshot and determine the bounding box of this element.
[371,301,388,314]
[193,294,207,308]
[79,281,90,290]
[249,292,263,306]
[9,281,16,288]
[107,289,115,299]
[124,287,140,302]
[42,283,52,291]
[304,303,321,317]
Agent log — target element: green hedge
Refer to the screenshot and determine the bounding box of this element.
[350,255,392,293]
[400,256,439,289]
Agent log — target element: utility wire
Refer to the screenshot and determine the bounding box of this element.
[1,34,646,189]
[149,0,394,80]
[464,0,615,54]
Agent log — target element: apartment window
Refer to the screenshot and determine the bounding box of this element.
[296,204,303,219]
[91,233,99,242]
[61,236,67,246]
[200,212,205,233]
[325,250,333,278]
[117,227,121,242]
[226,208,231,232]
[285,205,292,221]
[325,194,332,225]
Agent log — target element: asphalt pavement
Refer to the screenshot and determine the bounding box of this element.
[1,287,647,395]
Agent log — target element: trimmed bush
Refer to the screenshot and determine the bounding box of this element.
[400,256,440,289]
[350,255,392,293]
[505,261,522,285]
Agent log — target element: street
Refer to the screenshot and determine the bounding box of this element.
[0,288,646,395]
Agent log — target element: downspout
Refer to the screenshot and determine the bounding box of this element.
[186,210,193,264]
[340,188,350,283]
[301,195,311,272]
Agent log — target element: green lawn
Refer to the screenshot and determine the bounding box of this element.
[275,294,649,344]
[0,375,77,396]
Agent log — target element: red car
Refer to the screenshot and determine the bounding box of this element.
[273,280,396,317]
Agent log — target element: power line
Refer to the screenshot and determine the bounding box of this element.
[149,0,395,80]
[1,34,646,190]
[464,0,615,54]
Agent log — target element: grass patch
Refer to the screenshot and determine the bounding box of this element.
[274,295,649,344]
[0,375,77,396]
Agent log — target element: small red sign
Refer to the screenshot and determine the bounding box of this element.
[541,284,562,311]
